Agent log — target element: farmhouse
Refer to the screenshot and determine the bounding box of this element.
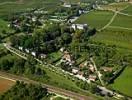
[89,64,95,72]
[61,50,75,66]
[63,51,72,62]
[89,75,97,82]
[71,24,88,30]
[72,67,79,74]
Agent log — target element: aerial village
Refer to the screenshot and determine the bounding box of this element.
[4,0,130,98]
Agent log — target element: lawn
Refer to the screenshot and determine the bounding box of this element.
[75,10,114,29]
[110,14,132,28]
[91,28,132,50]
[121,5,132,15]
[110,67,132,97]
[0,77,15,94]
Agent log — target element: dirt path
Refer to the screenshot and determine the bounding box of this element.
[108,26,132,30]
[98,4,132,31]
[99,11,117,31]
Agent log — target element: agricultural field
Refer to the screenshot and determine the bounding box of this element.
[0,0,60,18]
[121,5,132,15]
[100,2,130,11]
[110,14,132,28]
[0,77,15,94]
[75,10,114,29]
[91,28,132,50]
[110,67,132,97]
[63,0,81,3]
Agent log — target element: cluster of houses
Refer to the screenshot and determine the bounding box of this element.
[58,47,114,83]
[18,46,47,59]
[60,48,75,66]
[59,48,97,82]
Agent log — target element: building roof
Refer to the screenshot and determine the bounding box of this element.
[100,67,113,72]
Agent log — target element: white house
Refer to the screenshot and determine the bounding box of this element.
[25,49,29,53]
[63,3,71,8]
[72,68,79,74]
[89,75,97,82]
[31,52,36,56]
[71,24,88,30]
[18,46,23,50]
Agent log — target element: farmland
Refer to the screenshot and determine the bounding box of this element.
[100,2,130,11]
[110,67,132,97]
[0,77,15,94]
[0,0,60,18]
[110,14,132,28]
[122,5,132,15]
[91,28,132,50]
[75,10,114,29]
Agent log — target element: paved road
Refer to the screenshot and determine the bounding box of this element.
[0,71,93,100]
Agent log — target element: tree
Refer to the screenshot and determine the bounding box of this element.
[62,33,72,44]
[0,81,48,100]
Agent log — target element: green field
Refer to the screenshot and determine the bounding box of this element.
[110,14,132,28]
[111,67,132,97]
[91,28,132,50]
[122,5,132,15]
[101,2,130,11]
[0,0,60,18]
[75,10,114,29]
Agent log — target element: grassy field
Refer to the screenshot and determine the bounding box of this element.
[0,77,15,94]
[110,67,132,97]
[75,10,114,29]
[122,5,132,15]
[101,2,130,11]
[110,14,132,28]
[91,28,132,50]
[0,0,60,18]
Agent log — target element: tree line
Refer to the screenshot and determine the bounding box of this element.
[0,81,48,100]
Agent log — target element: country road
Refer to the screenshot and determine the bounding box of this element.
[98,4,132,31]
[0,71,93,100]
[99,11,117,31]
